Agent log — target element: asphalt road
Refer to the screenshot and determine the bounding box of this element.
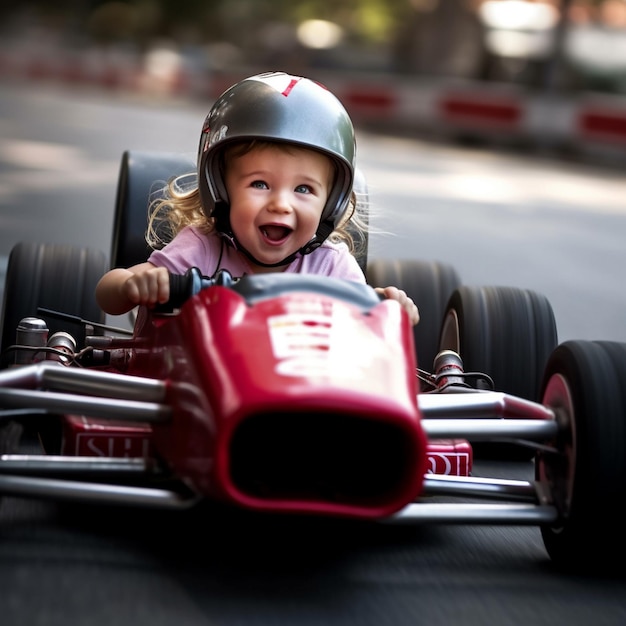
[1,81,626,625]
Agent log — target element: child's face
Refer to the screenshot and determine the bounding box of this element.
[224,143,334,271]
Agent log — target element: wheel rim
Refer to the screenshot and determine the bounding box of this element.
[537,373,576,524]
[439,309,460,354]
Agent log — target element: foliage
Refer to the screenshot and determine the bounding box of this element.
[1,0,410,45]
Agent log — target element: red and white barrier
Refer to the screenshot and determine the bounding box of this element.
[2,43,626,158]
[325,75,626,156]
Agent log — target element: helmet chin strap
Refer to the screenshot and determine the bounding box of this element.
[213,202,333,269]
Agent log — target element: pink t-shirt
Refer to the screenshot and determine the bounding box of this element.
[148,225,366,283]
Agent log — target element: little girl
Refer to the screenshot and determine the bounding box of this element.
[96,71,418,325]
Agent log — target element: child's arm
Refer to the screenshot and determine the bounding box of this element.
[375,286,420,326]
[95,262,171,315]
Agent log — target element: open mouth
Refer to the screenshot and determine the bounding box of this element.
[260,225,293,243]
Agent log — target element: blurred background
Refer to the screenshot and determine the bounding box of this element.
[1,0,626,161]
[2,0,626,89]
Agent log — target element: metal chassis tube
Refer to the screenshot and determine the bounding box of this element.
[0,366,562,521]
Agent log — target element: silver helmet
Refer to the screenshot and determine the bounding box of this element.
[197,72,356,253]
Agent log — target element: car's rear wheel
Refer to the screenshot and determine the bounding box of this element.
[1,241,108,364]
[366,259,462,376]
[0,242,107,452]
[537,341,626,571]
[438,285,558,459]
[439,285,557,399]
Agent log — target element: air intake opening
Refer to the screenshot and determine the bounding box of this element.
[229,411,414,507]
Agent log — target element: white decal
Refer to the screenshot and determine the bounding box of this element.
[427,452,471,476]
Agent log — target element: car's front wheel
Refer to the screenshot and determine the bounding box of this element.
[538,340,626,572]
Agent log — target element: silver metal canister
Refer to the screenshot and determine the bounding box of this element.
[14,317,49,365]
[46,331,76,365]
[433,349,468,389]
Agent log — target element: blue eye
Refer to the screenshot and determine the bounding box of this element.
[295,185,312,194]
[251,180,268,189]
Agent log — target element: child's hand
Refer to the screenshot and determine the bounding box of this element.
[375,286,420,326]
[123,266,171,308]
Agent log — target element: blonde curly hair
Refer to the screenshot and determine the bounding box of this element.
[145,141,369,264]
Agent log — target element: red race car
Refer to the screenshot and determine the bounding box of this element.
[0,151,624,572]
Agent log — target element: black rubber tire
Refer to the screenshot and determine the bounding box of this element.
[111,150,196,270]
[438,285,558,460]
[0,420,24,510]
[366,259,462,374]
[537,341,626,572]
[0,242,108,363]
[439,285,558,400]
